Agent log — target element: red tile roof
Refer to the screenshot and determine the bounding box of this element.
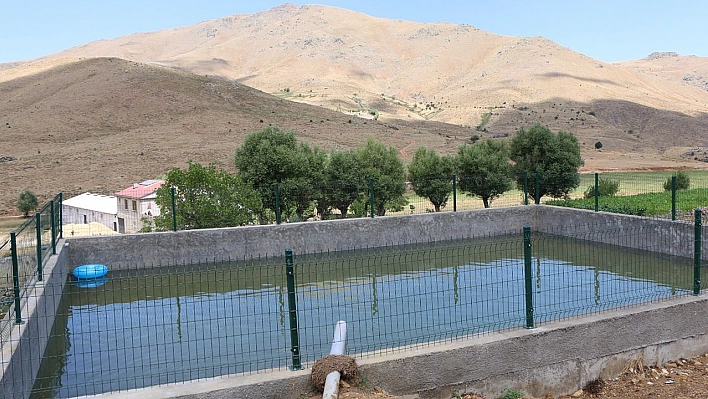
[115,180,165,199]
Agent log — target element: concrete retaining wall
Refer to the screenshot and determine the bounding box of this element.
[66,206,533,269]
[533,206,708,260]
[66,205,708,270]
[0,241,68,399]
[85,294,708,399]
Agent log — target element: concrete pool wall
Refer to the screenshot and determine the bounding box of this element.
[64,205,708,269]
[3,205,708,398]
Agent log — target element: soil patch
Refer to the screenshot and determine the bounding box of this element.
[311,355,361,392]
[301,353,708,399]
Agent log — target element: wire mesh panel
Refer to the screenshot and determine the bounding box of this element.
[30,257,288,398]
[290,227,695,364]
[293,236,525,364]
[0,237,14,341]
[27,221,702,398]
[552,171,708,219]
[530,232,694,325]
[11,219,38,297]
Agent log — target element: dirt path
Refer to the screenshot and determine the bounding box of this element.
[301,353,708,399]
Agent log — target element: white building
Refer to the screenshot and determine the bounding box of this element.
[115,180,165,233]
[62,193,118,231]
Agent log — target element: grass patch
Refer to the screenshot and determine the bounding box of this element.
[546,187,708,217]
[476,111,492,131]
[0,216,25,235]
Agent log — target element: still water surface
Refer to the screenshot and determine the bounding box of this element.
[31,235,695,398]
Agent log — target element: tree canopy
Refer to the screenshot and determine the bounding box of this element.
[154,162,261,230]
[234,126,325,222]
[357,138,407,216]
[323,149,366,218]
[509,124,584,202]
[17,190,38,217]
[407,147,455,212]
[457,139,513,208]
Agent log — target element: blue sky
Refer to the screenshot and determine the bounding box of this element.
[1,1,705,63]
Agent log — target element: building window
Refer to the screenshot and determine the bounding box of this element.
[132,201,137,211]
[124,199,129,210]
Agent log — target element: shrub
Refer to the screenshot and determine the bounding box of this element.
[17,190,38,217]
[499,387,524,399]
[663,171,690,191]
[583,178,620,198]
[594,141,603,150]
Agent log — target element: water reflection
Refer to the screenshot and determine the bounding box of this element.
[31,235,695,398]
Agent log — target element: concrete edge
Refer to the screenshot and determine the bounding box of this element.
[82,293,708,399]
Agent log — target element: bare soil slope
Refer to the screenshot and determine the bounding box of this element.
[0,58,473,214]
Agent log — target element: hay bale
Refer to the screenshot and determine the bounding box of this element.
[310,355,360,392]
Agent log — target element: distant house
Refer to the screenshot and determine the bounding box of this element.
[62,193,118,232]
[115,180,165,233]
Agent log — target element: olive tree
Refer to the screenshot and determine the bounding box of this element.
[457,139,513,208]
[17,190,38,217]
[407,147,455,212]
[509,124,584,202]
[323,149,366,218]
[234,126,326,222]
[357,138,407,216]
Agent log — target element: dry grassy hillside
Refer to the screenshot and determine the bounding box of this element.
[0,57,474,215]
[617,52,708,92]
[33,4,708,127]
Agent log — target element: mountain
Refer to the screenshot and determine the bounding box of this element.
[32,4,708,125]
[2,4,708,214]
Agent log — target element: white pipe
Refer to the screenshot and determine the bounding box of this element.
[329,320,347,355]
[322,321,347,399]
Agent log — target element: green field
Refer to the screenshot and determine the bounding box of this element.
[550,170,708,217]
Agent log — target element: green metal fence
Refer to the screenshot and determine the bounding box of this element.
[0,193,63,339]
[143,170,708,234]
[549,170,708,219]
[24,217,704,398]
[63,170,708,236]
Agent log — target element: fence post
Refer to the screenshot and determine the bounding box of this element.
[10,231,23,325]
[58,192,63,239]
[452,174,457,212]
[35,212,43,282]
[594,173,599,212]
[523,226,534,328]
[275,182,281,225]
[50,199,57,255]
[285,248,303,370]
[534,170,540,205]
[671,176,677,221]
[171,186,177,231]
[369,178,375,218]
[694,209,702,295]
[523,171,528,205]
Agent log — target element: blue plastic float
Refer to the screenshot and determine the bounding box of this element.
[73,264,109,288]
